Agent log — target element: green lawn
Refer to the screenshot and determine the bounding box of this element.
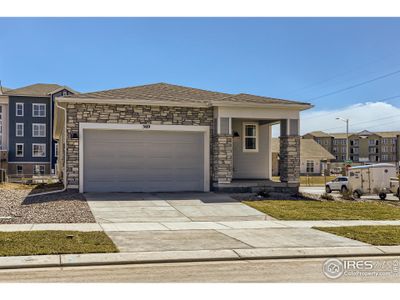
[0,231,118,256]
[243,200,400,220]
[315,226,400,245]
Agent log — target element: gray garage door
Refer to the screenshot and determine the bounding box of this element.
[83,129,205,192]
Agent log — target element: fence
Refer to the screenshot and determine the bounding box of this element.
[6,174,59,185]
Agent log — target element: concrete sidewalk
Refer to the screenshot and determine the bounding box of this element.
[2,220,400,232]
[1,245,400,270]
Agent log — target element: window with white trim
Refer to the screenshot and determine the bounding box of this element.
[16,165,23,176]
[33,165,45,176]
[306,160,315,173]
[243,123,258,152]
[32,123,46,137]
[55,143,58,157]
[16,123,24,137]
[16,103,24,116]
[16,143,24,157]
[32,143,46,157]
[32,103,46,117]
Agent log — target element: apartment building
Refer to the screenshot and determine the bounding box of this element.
[303,130,400,167]
[0,83,76,176]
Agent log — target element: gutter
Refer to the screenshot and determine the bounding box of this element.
[56,96,313,111]
[26,101,67,197]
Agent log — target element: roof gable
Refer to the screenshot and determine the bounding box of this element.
[0,86,11,94]
[4,83,74,97]
[273,138,335,160]
[303,131,332,138]
[62,83,228,104]
[59,82,311,108]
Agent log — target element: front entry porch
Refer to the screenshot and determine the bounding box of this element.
[212,106,301,193]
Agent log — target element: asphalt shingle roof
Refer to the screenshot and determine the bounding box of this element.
[4,83,63,97]
[304,131,333,138]
[304,130,400,139]
[220,93,310,106]
[0,86,11,94]
[62,83,310,107]
[272,138,335,160]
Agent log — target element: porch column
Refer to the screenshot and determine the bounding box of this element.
[279,119,300,183]
[212,117,233,184]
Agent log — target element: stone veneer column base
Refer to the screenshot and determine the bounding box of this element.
[212,135,233,184]
[279,135,300,183]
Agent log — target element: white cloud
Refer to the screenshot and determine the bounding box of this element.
[272,102,400,136]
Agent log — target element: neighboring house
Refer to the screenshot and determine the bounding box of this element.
[271,138,335,176]
[53,83,311,193]
[0,83,76,176]
[303,130,400,167]
[0,86,11,171]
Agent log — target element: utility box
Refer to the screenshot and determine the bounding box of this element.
[348,163,396,200]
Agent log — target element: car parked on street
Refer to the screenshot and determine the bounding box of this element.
[325,176,349,193]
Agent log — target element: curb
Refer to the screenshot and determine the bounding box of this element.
[1,246,400,270]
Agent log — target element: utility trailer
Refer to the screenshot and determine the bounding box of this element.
[348,163,396,200]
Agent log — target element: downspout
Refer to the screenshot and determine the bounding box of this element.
[26,101,67,197]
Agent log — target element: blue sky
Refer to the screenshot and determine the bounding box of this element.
[1,17,400,133]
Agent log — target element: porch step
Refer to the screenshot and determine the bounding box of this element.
[212,180,299,194]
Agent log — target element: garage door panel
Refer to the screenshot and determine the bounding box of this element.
[83,129,205,192]
[86,168,202,179]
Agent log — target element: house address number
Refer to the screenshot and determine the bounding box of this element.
[143,124,151,129]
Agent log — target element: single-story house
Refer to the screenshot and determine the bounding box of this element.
[53,83,311,193]
[272,138,335,176]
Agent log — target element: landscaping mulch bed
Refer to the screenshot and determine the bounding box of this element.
[0,188,96,224]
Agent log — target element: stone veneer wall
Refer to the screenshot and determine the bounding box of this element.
[212,135,233,183]
[279,135,300,183]
[65,103,214,187]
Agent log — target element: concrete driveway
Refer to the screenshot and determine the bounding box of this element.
[85,192,267,223]
[84,192,369,254]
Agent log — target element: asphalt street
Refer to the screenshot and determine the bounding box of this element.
[1,256,400,282]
